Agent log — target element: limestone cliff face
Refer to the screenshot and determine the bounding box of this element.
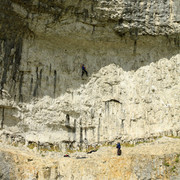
[0,0,179,152]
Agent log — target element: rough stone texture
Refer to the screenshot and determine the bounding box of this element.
[0,53,179,151]
[0,0,179,153]
[0,137,180,180]
[0,1,180,179]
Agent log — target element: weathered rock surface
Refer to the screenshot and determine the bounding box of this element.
[0,0,179,165]
[0,53,179,151]
[0,137,180,180]
[0,1,180,179]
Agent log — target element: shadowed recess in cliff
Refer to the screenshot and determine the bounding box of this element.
[0,0,179,102]
[0,39,22,87]
[18,33,179,101]
[0,0,33,101]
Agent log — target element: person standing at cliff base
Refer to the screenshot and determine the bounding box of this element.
[81,64,88,78]
[116,142,121,156]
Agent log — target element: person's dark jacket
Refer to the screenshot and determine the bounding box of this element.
[116,143,121,149]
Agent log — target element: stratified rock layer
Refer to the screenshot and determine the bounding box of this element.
[0,0,179,151]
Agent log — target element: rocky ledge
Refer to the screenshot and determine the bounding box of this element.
[0,136,180,180]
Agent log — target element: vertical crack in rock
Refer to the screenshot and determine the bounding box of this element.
[30,76,33,95]
[65,114,70,126]
[1,107,5,129]
[1,39,14,90]
[12,38,22,82]
[54,70,57,98]
[92,25,95,34]
[39,68,43,88]
[130,28,139,54]
[33,67,39,97]
[74,119,76,142]
[80,119,83,149]
[49,64,51,75]
[19,71,23,102]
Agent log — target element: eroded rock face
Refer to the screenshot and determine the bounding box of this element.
[0,0,179,151]
[0,137,180,180]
